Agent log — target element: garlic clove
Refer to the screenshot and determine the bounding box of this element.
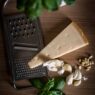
[63,64,72,73]
[75,71,82,80]
[66,74,74,85]
[73,80,82,86]
[73,70,82,80]
[73,70,79,79]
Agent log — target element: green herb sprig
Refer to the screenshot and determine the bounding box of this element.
[30,77,66,95]
[17,0,76,19]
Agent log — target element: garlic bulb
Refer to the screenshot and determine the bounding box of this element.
[43,59,64,72]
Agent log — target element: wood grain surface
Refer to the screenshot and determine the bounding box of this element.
[0,0,95,95]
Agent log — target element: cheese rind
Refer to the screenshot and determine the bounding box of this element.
[28,22,89,68]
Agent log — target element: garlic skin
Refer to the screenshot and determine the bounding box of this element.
[55,60,64,67]
[66,74,74,85]
[44,61,58,71]
[48,67,58,72]
[83,76,88,81]
[57,68,65,75]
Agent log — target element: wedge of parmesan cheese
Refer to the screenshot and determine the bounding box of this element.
[28,22,89,68]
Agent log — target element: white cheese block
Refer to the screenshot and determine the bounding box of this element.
[28,22,89,68]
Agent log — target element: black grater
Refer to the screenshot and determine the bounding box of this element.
[2,13,47,88]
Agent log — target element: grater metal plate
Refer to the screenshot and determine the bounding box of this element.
[2,13,47,81]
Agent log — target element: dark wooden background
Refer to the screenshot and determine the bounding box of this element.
[0,0,95,95]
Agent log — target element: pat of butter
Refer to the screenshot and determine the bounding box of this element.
[28,22,89,68]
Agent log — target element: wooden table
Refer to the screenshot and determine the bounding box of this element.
[0,0,95,95]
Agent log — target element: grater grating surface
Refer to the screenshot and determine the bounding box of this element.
[2,13,47,81]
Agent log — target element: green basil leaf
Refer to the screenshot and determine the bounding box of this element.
[42,0,60,11]
[25,0,43,19]
[64,0,76,5]
[30,79,44,89]
[47,90,63,95]
[43,78,55,91]
[54,77,65,91]
[17,0,27,11]
[40,90,65,95]
[56,0,62,6]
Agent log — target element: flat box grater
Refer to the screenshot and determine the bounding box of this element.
[2,13,47,88]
